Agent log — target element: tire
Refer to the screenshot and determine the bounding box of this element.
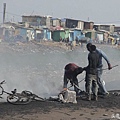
[0,86,4,95]
[7,95,32,105]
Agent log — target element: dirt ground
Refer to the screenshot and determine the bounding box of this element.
[0,90,120,120]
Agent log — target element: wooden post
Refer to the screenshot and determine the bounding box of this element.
[3,3,6,23]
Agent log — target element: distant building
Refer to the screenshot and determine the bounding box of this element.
[22,15,52,28]
[61,18,84,30]
[84,21,94,30]
[94,24,115,34]
[51,18,61,27]
[114,26,120,32]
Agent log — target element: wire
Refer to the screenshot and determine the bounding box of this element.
[6,12,21,17]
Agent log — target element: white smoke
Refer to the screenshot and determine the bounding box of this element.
[0,43,120,103]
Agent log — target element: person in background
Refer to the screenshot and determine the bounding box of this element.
[63,63,83,95]
[84,44,99,101]
[86,43,112,96]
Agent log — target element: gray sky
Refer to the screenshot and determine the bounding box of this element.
[0,0,120,25]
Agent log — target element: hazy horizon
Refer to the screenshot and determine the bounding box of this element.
[0,0,120,26]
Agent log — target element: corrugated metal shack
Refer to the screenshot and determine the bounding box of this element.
[52,30,65,42]
[69,29,82,41]
[85,29,97,41]
[43,27,51,40]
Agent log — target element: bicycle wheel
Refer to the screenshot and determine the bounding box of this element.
[0,86,4,95]
[7,95,32,105]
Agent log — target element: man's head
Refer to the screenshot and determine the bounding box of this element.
[86,43,92,51]
[90,45,96,52]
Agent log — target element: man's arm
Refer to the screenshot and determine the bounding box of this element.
[63,73,69,88]
[97,49,112,69]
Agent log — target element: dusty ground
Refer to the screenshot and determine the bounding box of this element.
[0,90,120,120]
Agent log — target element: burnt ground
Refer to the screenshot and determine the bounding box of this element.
[0,90,120,118]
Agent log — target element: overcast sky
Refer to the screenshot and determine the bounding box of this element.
[0,0,120,25]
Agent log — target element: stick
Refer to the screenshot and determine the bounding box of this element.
[67,78,85,89]
[102,65,118,70]
[72,83,83,92]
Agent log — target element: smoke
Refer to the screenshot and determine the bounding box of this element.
[0,44,65,102]
[0,65,64,101]
[0,43,120,103]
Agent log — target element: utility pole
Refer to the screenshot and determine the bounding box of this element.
[88,17,89,21]
[3,3,6,23]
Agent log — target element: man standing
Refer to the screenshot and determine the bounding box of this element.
[84,44,99,101]
[63,63,83,95]
[86,43,112,95]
